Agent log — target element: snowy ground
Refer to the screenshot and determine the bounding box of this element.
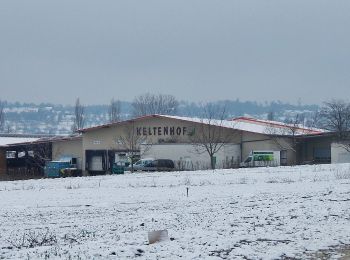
[0,164,350,259]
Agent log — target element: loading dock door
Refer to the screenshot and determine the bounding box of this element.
[90,156,103,171]
[281,150,287,166]
[85,150,108,173]
[314,148,331,164]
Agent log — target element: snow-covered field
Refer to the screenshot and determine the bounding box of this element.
[1,164,350,259]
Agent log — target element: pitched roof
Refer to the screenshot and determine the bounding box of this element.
[78,114,326,136]
[2,135,82,148]
[229,117,325,136]
[0,137,41,147]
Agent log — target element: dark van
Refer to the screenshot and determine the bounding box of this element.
[127,159,175,172]
[153,159,175,171]
[145,159,175,172]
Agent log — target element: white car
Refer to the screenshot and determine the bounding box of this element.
[127,158,155,171]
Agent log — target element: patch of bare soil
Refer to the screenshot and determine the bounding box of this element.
[306,245,350,260]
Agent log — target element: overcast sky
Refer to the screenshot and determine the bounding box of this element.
[0,1,349,105]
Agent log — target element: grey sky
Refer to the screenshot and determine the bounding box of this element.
[0,1,349,105]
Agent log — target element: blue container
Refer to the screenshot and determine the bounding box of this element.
[112,163,125,174]
[45,161,71,178]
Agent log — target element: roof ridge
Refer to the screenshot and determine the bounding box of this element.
[231,116,324,134]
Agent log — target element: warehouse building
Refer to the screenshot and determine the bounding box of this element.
[2,114,348,179]
[77,115,325,175]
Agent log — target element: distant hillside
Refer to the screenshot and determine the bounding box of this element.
[1,100,319,135]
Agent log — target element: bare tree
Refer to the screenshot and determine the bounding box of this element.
[284,113,305,136]
[320,99,350,150]
[132,93,178,116]
[0,100,5,132]
[5,124,12,134]
[116,121,151,172]
[27,143,52,172]
[320,100,350,138]
[71,98,85,132]
[264,113,305,165]
[284,113,305,163]
[108,98,122,123]
[305,110,322,129]
[267,111,274,121]
[190,104,232,170]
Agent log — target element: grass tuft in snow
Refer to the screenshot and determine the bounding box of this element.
[65,182,81,189]
[7,228,57,249]
[334,169,350,180]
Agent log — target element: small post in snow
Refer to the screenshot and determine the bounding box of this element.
[186,187,189,197]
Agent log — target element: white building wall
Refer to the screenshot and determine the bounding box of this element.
[52,139,83,169]
[81,117,241,172]
[141,143,241,170]
[331,143,350,163]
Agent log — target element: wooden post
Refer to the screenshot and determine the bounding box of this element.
[0,148,7,178]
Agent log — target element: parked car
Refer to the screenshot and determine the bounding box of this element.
[126,158,154,171]
[150,159,175,171]
[126,159,175,172]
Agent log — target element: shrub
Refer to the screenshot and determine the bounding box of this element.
[7,228,57,249]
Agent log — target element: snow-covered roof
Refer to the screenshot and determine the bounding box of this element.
[0,137,40,147]
[229,117,326,136]
[0,134,81,148]
[79,114,326,136]
[155,115,326,136]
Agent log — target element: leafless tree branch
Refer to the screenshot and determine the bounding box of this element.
[108,98,121,123]
[132,93,178,116]
[190,103,233,169]
[115,122,151,172]
[72,98,85,132]
[0,100,5,132]
[320,99,350,151]
[264,113,305,165]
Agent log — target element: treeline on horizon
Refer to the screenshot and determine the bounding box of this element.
[2,99,319,119]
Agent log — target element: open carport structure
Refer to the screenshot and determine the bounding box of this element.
[0,134,46,180]
[0,134,82,181]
